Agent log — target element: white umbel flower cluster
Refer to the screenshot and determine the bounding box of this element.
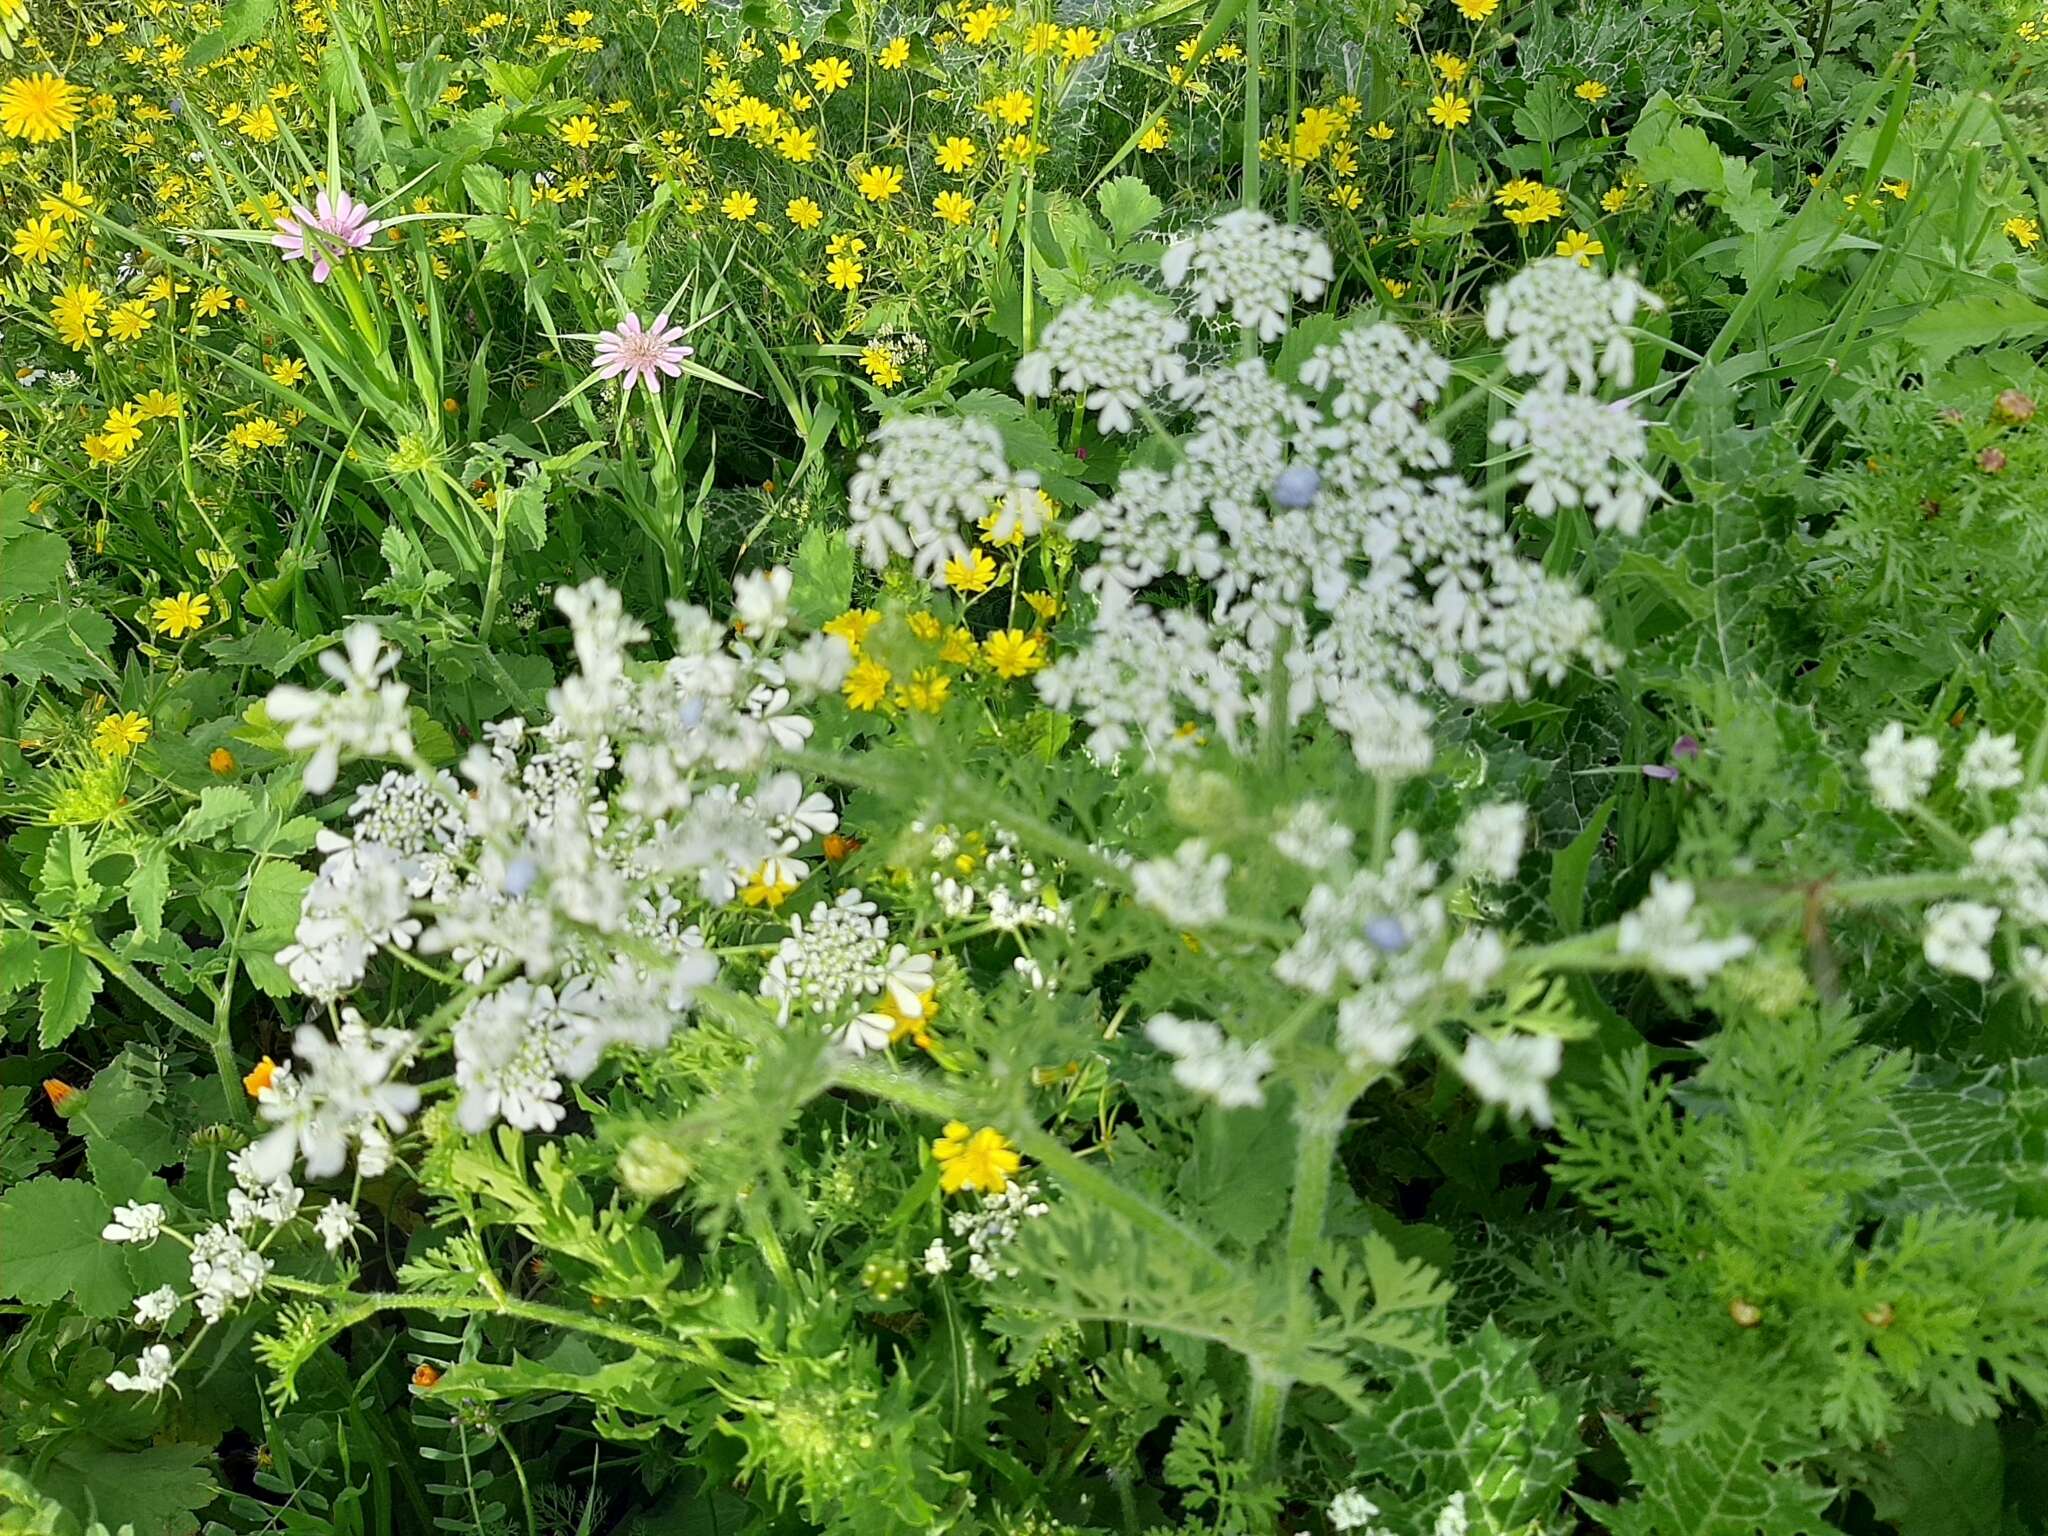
[261,576,839,1175]
[1259,802,1545,1119]
[1131,839,1232,929]
[1143,1013,1276,1108]
[1923,901,1999,982]
[937,1180,1051,1282]
[1489,388,1656,536]
[1864,723,1941,812]
[1013,290,1190,432]
[107,1344,177,1397]
[1615,875,1754,987]
[1483,258,1662,391]
[266,623,414,795]
[758,888,936,1055]
[846,415,1043,584]
[1161,207,1334,341]
[1017,222,1627,767]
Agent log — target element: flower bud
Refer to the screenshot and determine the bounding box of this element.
[1271,464,1322,508]
[617,1131,693,1198]
[1993,389,2035,424]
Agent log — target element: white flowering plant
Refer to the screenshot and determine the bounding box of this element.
[6,60,2048,1536]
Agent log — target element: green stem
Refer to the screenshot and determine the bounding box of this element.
[1242,0,1262,209]
[1243,1071,1359,1473]
[267,1274,738,1363]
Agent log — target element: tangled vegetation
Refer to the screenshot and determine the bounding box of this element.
[3,0,2047,1531]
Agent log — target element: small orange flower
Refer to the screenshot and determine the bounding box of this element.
[209,747,237,775]
[411,1363,442,1389]
[243,1056,278,1097]
[42,1078,77,1109]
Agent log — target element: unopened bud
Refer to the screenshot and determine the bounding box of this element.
[1994,389,2035,424]
[1728,1297,1762,1328]
[617,1132,693,1198]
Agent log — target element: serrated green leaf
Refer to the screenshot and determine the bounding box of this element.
[0,1087,57,1182]
[0,602,116,686]
[173,786,257,845]
[1098,176,1163,245]
[246,860,313,935]
[0,528,67,601]
[0,932,36,1006]
[184,0,272,67]
[35,828,105,916]
[1340,1322,1583,1529]
[789,525,855,627]
[1589,1417,1838,1536]
[32,1439,217,1536]
[130,846,171,939]
[37,945,101,1048]
[0,1176,132,1317]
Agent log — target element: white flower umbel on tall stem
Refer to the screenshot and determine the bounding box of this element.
[1616,875,1754,987]
[1863,723,1941,812]
[1489,388,1657,535]
[1161,208,1333,341]
[846,415,1037,583]
[758,888,937,1055]
[1015,215,1631,771]
[1484,258,1662,390]
[246,1011,420,1181]
[266,623,413,794]
[1144,1013,1276,1108]
[262,575,837,1166]
[1923,901,2000,982]
[1132,839,1232,929]
[1013,290,1190,432]
[1959,732,2024,793]
[1459,1033,1564,1127]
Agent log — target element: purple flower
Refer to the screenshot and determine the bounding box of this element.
[274,187,383,284]
[592,313,693,395]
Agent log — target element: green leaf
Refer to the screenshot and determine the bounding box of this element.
[0,601,116,686]
[1177,1096,1292,1248]
[184,0,273,67]
[246,859,313,936]
[1550,796,1615,934]
[130,846,171,939]
[1861,1071,2019,1217]
[34,828,106,916]
[0,932,36,1006]
[1340,1322,1583,1530]
[0,1176,133,1317]
[1625,91,1782,236]
[1098,176,1164,245]
[1589,1417,1838,1536]
[0,1088,57,1182]
[80,1052,182,1171]
[1898,293,2048,372]
[789,525,855,628]
[173,785,257,845]
[1512,81,1586,147]
[37,944,102,1049]
[1860,1414,2003,1536]
[31,1439,217,1536]
[0,529,67,602]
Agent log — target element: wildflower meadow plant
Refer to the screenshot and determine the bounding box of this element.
[5,0,2048,1530]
